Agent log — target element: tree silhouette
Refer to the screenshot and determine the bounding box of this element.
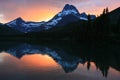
[115,16,120,34]
[106,7,109,14]
[93,7,110,38]
[103,9,106,15]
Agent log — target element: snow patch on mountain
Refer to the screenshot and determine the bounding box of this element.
[47,17,62,26]
[58,10,78,16]
[8,18,44,28]
[80,17,88,21]
[22,22,44,27]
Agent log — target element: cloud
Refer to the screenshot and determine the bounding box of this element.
[0,14,4,22]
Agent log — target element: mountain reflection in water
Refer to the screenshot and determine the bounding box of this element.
[0,41,120,80]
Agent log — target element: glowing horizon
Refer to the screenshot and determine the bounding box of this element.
[0,0,120,23]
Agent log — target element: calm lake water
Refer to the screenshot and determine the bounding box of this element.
[0,41,120,80]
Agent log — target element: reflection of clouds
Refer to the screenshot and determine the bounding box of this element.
[0,52,7,62]
[0,52,18,62]
[0,52,119,80]
[0,52,21,61]
[0,52,94,79]
[0,58,3,62]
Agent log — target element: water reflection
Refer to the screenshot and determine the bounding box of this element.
[0,41,120,80]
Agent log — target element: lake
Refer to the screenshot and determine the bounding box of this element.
[0,41,120,80]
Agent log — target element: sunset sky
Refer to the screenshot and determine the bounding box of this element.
[0,0,120,23]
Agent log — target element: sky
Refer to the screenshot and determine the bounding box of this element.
[0,0,120,23]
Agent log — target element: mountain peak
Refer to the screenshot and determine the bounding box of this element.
[63,4,72,9]
[56,4,80,17]
[62,4,79,13]
[13,17,25,24]
[16,17,24,21]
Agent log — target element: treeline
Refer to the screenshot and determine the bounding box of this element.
[28,7,120,41]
